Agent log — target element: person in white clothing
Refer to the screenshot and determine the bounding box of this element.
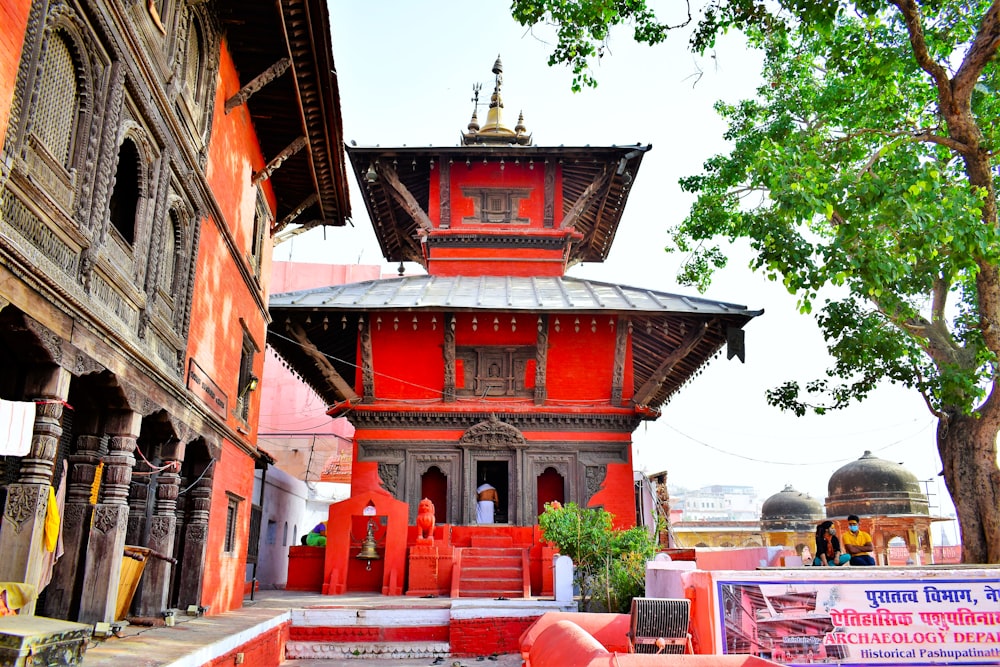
[476,481,498,524]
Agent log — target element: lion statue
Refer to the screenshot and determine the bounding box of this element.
[416,498,436,544]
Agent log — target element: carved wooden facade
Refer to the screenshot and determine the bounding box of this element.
[0,0,349,622]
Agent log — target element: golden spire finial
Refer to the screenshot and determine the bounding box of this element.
[462,56,532,146]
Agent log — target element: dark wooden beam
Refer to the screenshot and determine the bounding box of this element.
[225,58,291,113]
[633,320,710,406]
[253,136,307,186]
[377,161,434,232]
[272,193,318,236]
[285,321,360,403]
[560,165,613,230]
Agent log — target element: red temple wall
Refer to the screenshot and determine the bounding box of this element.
[0,0,29,147]
[188,44,271,437]
[187,41,271,614]
[201,439,256,614]
[357,311,621,403]
[432,162,556,228]
[546,319,617,400]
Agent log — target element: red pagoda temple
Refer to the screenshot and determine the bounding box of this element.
[267,58,761,598]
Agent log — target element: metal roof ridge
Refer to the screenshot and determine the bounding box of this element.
[609,283,638,309]
[580,280,605,308]
[414,275,434,306]
[529,276,544,308]
[382,277,408,305]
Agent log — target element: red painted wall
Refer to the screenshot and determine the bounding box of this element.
[435,163,551,228]
[201,439,256,615]
[204,621,289,667]
[588,462,636,530]
[359,312,621,404]
[186,39,272,615]
[0,0,30,146]
[189,43,271,438]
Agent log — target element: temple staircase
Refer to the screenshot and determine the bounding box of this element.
[453,535,529,599]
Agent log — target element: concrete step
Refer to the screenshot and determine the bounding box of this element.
[470,535,514,548]
[462,552,522,565]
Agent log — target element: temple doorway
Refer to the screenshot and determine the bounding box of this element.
[536,466,565,517]
[476,460,508,524]
[420,466,448,524]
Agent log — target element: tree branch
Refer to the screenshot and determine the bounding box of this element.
[890,0,953,107]
[953,0,1000,101]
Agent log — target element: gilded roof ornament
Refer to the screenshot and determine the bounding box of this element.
[462,56,532,146]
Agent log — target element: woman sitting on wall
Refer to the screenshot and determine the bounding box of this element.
[813,520,849,566]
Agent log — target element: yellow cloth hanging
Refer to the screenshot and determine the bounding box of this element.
[89,461,103,505]
[43,484,59,552]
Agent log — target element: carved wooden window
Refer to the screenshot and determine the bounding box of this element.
[236,331,256,422]
[109,138,140,245]
[455,346,535,398]
[250,188,269,277]
[183,16,203,118]
[461,187,531,225]
[224,494,240,554]
[33,32,78,167]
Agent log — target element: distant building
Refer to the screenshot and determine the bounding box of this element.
[671,484,762,522]
[759,485,824,558]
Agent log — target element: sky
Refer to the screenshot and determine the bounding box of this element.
[273,1,956,535]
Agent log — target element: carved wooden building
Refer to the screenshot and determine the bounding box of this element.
[0,0,349,622]
[267,59,762,596]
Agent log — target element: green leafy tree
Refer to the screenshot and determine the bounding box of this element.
[513,0,1000,564]
[539,502,655,612]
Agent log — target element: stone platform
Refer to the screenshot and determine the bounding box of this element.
[79,590,572,666]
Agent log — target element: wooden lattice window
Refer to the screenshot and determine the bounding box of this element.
[236,330,257,422]
[224,494,240,554]
[250,188,269,277]
[34,32,78,166]
[183,18,202,106]
[455,346,536,398]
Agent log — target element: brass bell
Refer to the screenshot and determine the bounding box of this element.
[356,519,381,569]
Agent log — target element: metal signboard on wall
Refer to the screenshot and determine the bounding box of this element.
[716,575,1000,665]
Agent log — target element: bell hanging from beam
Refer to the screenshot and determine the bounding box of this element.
[356,518,381,570]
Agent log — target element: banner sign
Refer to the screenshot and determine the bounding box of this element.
[717,576,1000,665]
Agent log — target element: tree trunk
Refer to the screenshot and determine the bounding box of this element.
[937,410,1000,563]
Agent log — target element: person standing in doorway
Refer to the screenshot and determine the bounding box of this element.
[842,514,877,565]
[476,478,498,524]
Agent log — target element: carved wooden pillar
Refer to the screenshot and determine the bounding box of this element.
[176,460,214,609]
[534,315,548,405]
[78,410,140,624]
[439,159,451,228]
[360,315,375,401]
[0,366,71,614]
[443,319,456,402]
[43,433,103,619]
[611,316,629,406]
[133,439,183,618]
[126,454,153,545]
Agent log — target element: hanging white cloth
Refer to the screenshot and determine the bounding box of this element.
[0,399,35,456]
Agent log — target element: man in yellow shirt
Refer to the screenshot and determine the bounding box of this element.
[841,514,876,565]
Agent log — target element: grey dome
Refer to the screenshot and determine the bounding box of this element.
[760,485,824,532]
[826,450,929,517]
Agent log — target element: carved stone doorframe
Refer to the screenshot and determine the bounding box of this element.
[458,416,527,526]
